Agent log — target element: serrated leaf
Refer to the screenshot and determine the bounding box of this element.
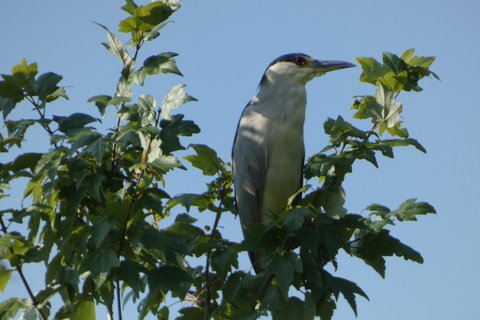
[283,207,312,231]
[269,251,299,300]
[134,1,173,28]
[117,60,135,98]
[110,260,147,299]
[159,114,200,154]
[355,57,386,84]
[0,298,31,320]
[149,266,194,299]
[0,98,16,120]
[352,229,424,278]
[90,216,116,248]
[161,84,196,120]
[134,53,182,86]
[271,296,305,320]
[382,52,408,75]
[87,95,131,118]
[183,144,222,176]
[386,198,436,221]
[31,72,64,102]
[0,267,13,292]
[121,0,137,15]
[167,193,210,213]
[71,298,96,320]
[79,248,120,290]
[330,277,369,316]
[136,187,170,213]
[53,113,100,135]
[96,23,131,64]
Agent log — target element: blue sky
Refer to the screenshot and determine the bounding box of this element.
[1,0,479,319]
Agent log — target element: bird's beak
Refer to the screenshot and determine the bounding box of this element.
[312,60,356,73]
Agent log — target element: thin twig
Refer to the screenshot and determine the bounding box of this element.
[204,182,227,319]
[116,277,123,320]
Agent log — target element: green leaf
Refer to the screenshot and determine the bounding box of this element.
[87,95,131,118]
[149,266,194,299]
[0,267,13,292]
[382,52,408,75]
[176,307,204,320]
[371,198,436,221]
[90,216,116,248]
[117,60,135,98]
[136,187,170,213]
[271,296,305,320]
[53,113,100,135]
[183,144,222,176]
[379,138,427,153]
[79,248,120,290]
[352,229,424,278]
[5,152,43,173]
[167,193,210,213]
[0,298,31,320]
[71,298,96,320]
[121,0,137,15]
[134,53,182,86]
[96,23,131,64]
[31,72,65,102]
[134,2,173,28]
[283,207,312,231]
[110,260,147,299]
[0,98,16,120]
[159,114,201,154]
[355,57,386,84]
[269,251,301,300]
[161,84,196,120]
[330,277,368,316]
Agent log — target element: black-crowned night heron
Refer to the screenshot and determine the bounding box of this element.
[232,53,354,273]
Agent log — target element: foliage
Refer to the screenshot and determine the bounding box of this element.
[0,1,438,319]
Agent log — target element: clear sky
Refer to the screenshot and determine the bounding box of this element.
[1,0,479,319]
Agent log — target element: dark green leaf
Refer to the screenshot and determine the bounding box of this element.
[159,115,201,154]
[111,260,147,298]
[79,248,120,290]
[134,53,182,86]
[53,113,100,135]
[176,307,204,320]
[382,52,408,75]
[330,277,368,316]
[0,98,15,120]
[183,144,222,176]
[269,251,300,300]
[283,207,312,231]
[31,72,64,102]
[149,266,194,299]
[271,296,305,320]
[352,229,424,278]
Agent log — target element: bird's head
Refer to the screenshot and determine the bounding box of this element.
[259,53,355,87]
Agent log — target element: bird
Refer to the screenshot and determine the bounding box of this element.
[231,53,354,273]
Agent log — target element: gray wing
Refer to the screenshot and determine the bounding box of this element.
[231,102,267,237]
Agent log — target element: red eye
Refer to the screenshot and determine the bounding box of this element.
[295,56,306,66]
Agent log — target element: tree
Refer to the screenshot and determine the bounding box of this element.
[0,1,439,319]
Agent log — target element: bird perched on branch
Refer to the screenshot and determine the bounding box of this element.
[232,53,354,273]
